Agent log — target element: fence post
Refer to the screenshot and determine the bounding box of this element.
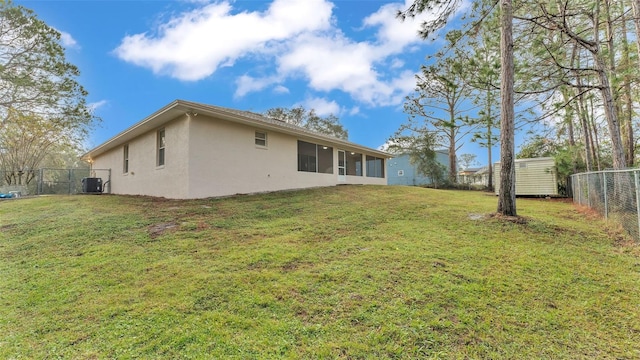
[580,174,589,205]
[37,168,42,195]
[603,172,608,219]
[577,175,584,205]
[68,169,72,195]
[587,174,591,208]
[635,170,640,241]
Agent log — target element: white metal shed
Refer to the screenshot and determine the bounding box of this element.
[494,157,558,196]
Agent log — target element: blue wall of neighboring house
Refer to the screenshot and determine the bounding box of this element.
[387,152,449,186]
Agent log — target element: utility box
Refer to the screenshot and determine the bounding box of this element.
[82,177,102,193]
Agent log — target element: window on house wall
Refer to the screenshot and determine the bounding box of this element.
[157,128,165,167]
[346,152,363,176]
[366,155,385,178]
[317,145,333,174]
[255,131,267,147]
[123,144,129,173]
[298,141,317,172]
[297,140,333,174]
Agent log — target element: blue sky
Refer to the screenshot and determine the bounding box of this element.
[19,0,503,167]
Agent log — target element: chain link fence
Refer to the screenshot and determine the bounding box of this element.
[571,169,640,242]
[0,168,111,196]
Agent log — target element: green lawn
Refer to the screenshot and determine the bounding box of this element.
[1,186,639,359]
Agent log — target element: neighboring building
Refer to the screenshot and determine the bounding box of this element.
[81,100,388,199]
[459,166,490,186]
[494,157,558,196]
[387,151,449,186]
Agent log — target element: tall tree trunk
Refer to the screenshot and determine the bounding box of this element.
[572,49,593,172]
[486,88,494,191]
[593,60,627,169]
[604,0,632,167]
[576,90,593,172]
[632,0,640,67]
[589,97,602,170]
[561,87,577,173]
[498,0,516,216]
[620,5,635,166]
[447,105,458,184]
[590,14,627,170]
[591,0,631,205]
[448,127,457,183]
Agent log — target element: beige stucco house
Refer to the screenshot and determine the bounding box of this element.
[82,100,388,199]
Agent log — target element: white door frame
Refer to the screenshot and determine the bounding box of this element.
[337,150,346,183]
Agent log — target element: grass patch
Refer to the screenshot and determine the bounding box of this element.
[1,186,639,358]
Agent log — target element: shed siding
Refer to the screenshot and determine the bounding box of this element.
[494,157,558,196]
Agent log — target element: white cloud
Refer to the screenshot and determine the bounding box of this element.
[235,75,290,97]
[302,97,340,116]
[273,85,290,94]
[235,75,276,98]
[114,0,333,81]
[278,34,379,98]
[390,58,405,69]
[54,28,78,49]
[88,100,108,113]
[362,0,435,52]
[114,0,449,107]
[364,0,471,45]
[272,1,441,106]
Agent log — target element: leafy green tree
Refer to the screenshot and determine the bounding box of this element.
[517,135,559,159]
[403,54,475,183]
[0,2,94,126]
[462,18,501,191]
[0,1,96,180]
[520,0,629,171]
[0,110,82,185]
[458,153,479,170]
[400,0,517,215]
[264,107,348,140]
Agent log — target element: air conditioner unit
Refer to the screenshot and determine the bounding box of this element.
[82,177,102,193]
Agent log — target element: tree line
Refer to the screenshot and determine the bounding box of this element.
[395,0,640,216]
[0,2,96,185]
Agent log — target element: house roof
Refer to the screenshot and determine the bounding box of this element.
[82,100,389,161]
[459,167,482,175]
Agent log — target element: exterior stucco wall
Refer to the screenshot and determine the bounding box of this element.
[92,113,386,199]
[186,115,385,198]
[92,115,190,198]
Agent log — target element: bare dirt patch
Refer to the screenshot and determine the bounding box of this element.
[0,224,16,232]
[148,222,177,238]
[488,213,529,224]
[468,213,487,221]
